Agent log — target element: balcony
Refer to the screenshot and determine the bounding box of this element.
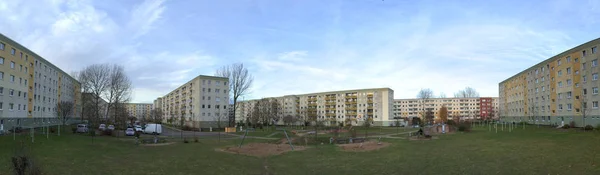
[367,94,373,97]
[326,113,336,117]
[325,96,336,100]
[367,106,373,109]
[325,101,336,105]
[345,101,357,104]
[326,107,336,111]
[308,103,317,106]
[346,112,357,115]
[345,107,357,111]
[345,95,357,99]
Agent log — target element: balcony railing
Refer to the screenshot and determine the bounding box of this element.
[325,102,336,105]
[345,95,357,99]
[345,107,357,111]
[326,107,336,111]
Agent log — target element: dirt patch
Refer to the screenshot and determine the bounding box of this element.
[141,142,176,146]
[337,141,391,152]
[219,143,306,157]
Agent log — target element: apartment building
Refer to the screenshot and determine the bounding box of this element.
[236,88,395,126]
[393,97,499,123]
[153,97,162,110]
[81,93,108,120]
[125,103,152,120]
[499,37,600,127]
[0,33,81,128]
[157,75,229,128]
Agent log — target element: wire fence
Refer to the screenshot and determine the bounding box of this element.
[1,118,85,134]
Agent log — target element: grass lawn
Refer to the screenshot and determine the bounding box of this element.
[2,126,600,174]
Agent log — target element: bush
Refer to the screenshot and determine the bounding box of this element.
[562,125,570,129]
[458,122,472,132]
[445,120,456,126]
[11,142,43,175]
[183,138,189,143]
[194,137,199,143]
[49,127,56,133]
[569,121,576,128]
[102,130,113,136]
[71,127,77,134]
[349,129,357,138]
[584,125,594,131]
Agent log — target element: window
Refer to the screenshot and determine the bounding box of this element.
[583,63,587,69]
[567,91,572,98]
[558,104,563,110]
[567,79,572,85]
[576,70,579,74]
[10,75,14,83]
[567,56,571,63]
[566,67,571,74]
[593,59,598,67]
[594,101,599,108]
[10,61,15,69]
[584,75,587,82]
[0,71,3,80]
[0,57,3,64]
[542,86,545,91]
[567,104,572,110]
[583,50,587,57]
[593,47,598,54]
[11,48,15,55]
[541,77,545,82]
[0,42,4,50]
[9,103,14,110]
[595,73,599,81]
[535,79,538,83]
[557,59,562,65]
[558,93,562,99]
[558,81,563,87]
[584,89,587,95]
[594,87,599,94]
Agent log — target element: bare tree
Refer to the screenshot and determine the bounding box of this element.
[77,64,111,128]
[283,115,295,126]
[55,101,74,136]
[150,108,164,124]
[439,92,447,98]
[579,89,590,128]
[105,64,132,126]
[417,88,433,125]
[454,87,480,98]
[215,63,254,127]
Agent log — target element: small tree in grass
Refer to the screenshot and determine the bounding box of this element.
[439,105,449,124]
[55,101,75,136]
[363,116,373,139]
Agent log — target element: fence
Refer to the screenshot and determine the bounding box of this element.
[499,116,600,127]
[0,118,85,134]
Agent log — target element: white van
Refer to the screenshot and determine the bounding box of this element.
[144,124,162,135]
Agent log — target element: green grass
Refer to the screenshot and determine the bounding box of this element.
[2,126,600,174]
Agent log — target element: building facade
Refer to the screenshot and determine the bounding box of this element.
[125,103,152,121]
[393,97,499,123]
[158,75,229,128]
[0,33,81,130]
[236,88,395,126]
[499,38,600,127]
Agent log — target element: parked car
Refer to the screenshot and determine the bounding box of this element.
[76,124,89,133]
[143,124,162,135]
[125,128,135,136]
[107,125,115,130]
[135,126,143,132]
[98,124,106,131]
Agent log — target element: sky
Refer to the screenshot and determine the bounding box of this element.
[1,0,599,103]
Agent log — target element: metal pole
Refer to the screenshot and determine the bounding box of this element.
[239,129,249,148]
[283,129,294,150]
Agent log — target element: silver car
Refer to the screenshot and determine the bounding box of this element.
[125,128,135,136]
[76,124,89,133]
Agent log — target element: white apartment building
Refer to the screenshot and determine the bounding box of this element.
[158,75,230,128]
[393,97,499,122]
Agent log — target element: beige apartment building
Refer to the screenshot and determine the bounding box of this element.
[236,88,395,126]
[125,103,152,121]
[393,97,499,124]
[157,75,229,128]
[1,33,81,131]
[499,37,600,127]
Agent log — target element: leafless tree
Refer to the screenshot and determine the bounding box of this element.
[439,92,447,98]
[579,90,590,128]
[55,101,74,136]
[77,64,111,127]
[150,108,164,124]
[454,87,480,98]
[215,63,254,127]
[105,64,133,126]
[283,115,296,126]
[417,88,433,125]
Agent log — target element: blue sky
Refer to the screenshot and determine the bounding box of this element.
[1,0,599,103]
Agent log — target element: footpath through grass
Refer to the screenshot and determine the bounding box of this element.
[2,126,600,174]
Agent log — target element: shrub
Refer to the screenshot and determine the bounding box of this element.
[446,120,456,126]
[349,129,357,138]
[71,127,77,134]
[569,121,576,128]
[458,122,472,132]
[562,125,570,129]
[49,127,56,133]
[584,125,594,131]
[183,138,189,143]
[194,137,199,143]
[12,142,43,175]
[102,130,113,136]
